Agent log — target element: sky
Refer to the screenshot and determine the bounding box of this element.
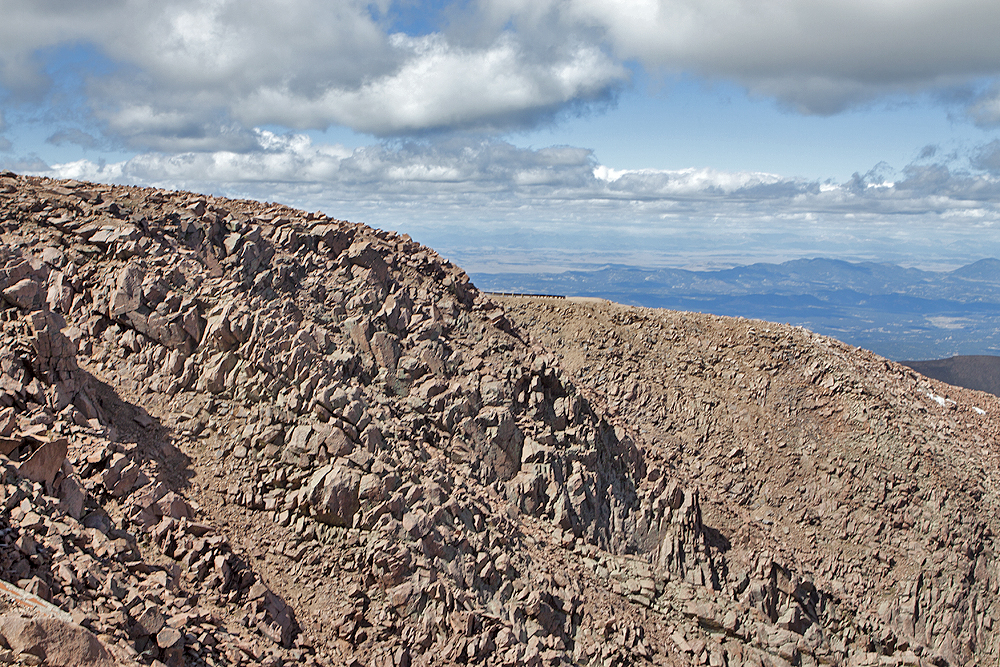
[3,1,1000,273]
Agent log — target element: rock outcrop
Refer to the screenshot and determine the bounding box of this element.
[0,170,995,667]
[504,296,1000,667]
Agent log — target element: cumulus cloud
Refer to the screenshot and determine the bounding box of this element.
[3,0,1000,150]
[469,1,1000,115]
[38,132,1000,211]
[237,34,624,134]
[27,133,1000,271]
[0,0,623,148]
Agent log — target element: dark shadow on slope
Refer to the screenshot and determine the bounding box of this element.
[702,525,732,553]
[83,372,195,491]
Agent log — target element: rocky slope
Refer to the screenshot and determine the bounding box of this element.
[0,171,995,667]
[501,296,1000,667]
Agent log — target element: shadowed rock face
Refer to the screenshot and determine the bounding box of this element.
[0,171,997,667]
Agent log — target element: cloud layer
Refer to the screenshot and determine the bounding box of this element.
[0,1,623,148]
[7,1,1000,272]
[546,0,1000,113]
[28,133,1000,272]
[3,1,1000,149]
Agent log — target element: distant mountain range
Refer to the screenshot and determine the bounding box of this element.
[472,257,1000,360]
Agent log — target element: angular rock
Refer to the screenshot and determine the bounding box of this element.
[0,614,115,666]
[17,438,68,487]
[108,264,143,319]
[310,463,362,526]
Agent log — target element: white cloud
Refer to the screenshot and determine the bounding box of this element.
[236,33,624,134]
[25,133,1000,271]
[594,165,786,195]
[0,0,623,148]
[3,0,1000,149]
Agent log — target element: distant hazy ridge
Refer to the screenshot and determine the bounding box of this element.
[902,356,1000,397]
[473,257,1000,360]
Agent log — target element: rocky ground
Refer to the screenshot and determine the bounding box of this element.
[0,172,995,666]
[500,296,1000,667]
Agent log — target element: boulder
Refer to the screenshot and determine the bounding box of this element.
[108,265,143,319]
[2,277,41,310]
[311,463,362,527]
[0,614,116,666]
[17,438,68,487]
[370,332,400,371]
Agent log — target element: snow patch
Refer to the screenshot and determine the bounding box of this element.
[926,392,955,407]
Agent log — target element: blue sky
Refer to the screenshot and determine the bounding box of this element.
[3,1,1000,273]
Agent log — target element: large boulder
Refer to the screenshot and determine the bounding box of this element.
[3,277,41,310]
[306,462,362,526]
[0,614,118,666]
[460,406,523,482]
[17,437,68,487]
[108,264,143,319]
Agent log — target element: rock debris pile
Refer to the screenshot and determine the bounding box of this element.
[0,171,995,667]
[503,297,1000,667]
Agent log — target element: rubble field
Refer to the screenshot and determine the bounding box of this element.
[0,171,997,667]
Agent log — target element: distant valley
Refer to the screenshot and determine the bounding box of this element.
[472,257,1000,361]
